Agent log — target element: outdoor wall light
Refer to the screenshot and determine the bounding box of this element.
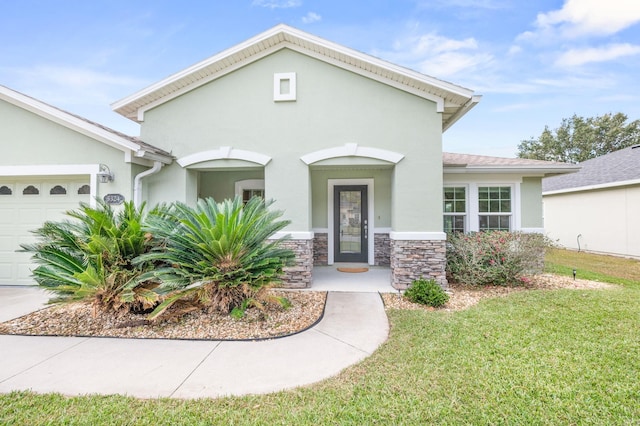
[98,164,114,183]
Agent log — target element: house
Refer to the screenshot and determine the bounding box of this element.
[543,145,640,258]
[1,24,577,288]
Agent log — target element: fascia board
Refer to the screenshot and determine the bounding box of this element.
[543,178,640,195]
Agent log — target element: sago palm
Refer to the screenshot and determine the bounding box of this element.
[21,200,159,314]
[139,196,295,319]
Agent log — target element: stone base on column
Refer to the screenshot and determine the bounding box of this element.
[273,238,313,288]
[390,239,447,290]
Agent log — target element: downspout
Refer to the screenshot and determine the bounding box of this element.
[134,161,163,207]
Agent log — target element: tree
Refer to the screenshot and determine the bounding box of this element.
[517,113,640,163]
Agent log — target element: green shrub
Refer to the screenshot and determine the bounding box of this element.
[21,201,160,314]
[404,278,449,307]
[138,196,295,319]
[446,231,550,286]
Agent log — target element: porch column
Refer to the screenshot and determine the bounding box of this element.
[390,152,447,289]
[265,160,313,288]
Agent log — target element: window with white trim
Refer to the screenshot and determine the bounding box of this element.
[478,186,511,231]
[235,179,265,203]
[443,186,466,233]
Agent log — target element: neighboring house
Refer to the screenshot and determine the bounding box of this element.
[1,24,577,288]
[543,145,640,258]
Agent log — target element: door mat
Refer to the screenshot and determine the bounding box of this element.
[337,267,369,273]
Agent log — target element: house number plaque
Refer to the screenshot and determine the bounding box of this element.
[103,193,125,205]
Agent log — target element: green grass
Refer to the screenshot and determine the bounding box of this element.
[2,250,639,425]
[546,248,640,288]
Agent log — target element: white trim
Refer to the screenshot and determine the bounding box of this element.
[112,24,475,122]
[328,178,374,265]
[374,227,392,234]
[543,178,640,196]
[177,147,272,167]
[0,163,100,208]
[234,179,265,197]
[443,184,469,233]
[273,72,296,101]
[301,143,404,165]
[389,232,447,241]
[311,228,329,234]
[270,231,314,240]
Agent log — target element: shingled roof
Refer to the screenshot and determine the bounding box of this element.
[543,145,640,193]
[443,152,579,175]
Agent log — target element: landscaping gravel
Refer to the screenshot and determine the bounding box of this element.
[0,290,326,341]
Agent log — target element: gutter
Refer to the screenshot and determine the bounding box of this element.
[133,161,163,207]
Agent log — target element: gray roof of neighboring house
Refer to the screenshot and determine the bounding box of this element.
[443,152,579,175]
[542,145,640,193]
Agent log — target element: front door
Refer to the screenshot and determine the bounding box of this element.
[334,185,368,263]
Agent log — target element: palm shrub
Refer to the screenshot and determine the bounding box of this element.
[21,201,159,314]
[446,231,550,286]
[139,196,295,319]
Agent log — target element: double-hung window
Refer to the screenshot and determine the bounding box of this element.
[478,186,511,231]
[443,187,466,233]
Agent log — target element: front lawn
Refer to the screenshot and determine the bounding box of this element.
[1,249,639,425]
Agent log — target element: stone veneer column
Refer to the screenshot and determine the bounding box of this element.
[390,238,447,290]
[374,233,391,266]
[270,238,313,288]
[312,233,328,265]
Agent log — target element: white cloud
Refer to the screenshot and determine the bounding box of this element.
[301,12,321,24]
[379,32,491,78]
[555,43,640,67]
[523,0,640,40]
[251,0,301,9]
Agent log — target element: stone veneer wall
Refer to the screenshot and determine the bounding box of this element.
[374,233,390,266]
[272,239,313,288]
[313,233,328,265]
[390,239,447,289]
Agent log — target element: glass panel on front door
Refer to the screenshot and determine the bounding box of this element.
[334,185,368,263]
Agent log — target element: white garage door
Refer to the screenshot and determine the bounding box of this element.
[0,178,90,285]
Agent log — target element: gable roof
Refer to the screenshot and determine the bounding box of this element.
[443,152,580,175]
[112,24,480,131]
[543,145,640,194]
[0,85,173,165]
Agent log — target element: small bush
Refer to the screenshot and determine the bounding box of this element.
[404,278,449,307]
[446,231,550,286]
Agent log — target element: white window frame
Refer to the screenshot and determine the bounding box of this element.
[475,184,516,232]
[443,185,468,233]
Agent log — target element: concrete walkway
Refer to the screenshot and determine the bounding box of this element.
[0,287,389,399]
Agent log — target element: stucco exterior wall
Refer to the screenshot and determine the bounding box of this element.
[139,48,441,233]
[520,177,543,229]
[0,99,139,200]
[544,185,640,257]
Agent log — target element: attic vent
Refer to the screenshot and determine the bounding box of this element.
[274,72,296,102]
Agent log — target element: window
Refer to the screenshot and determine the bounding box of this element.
[23,185,39,195]
[0,185,12,195]
[478,186,511,231]
[443,187,466,233]
[77,184,90,195]
[50,185,67,195]
[235,179,265,204]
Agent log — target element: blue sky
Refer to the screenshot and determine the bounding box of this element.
[1,0,639,157]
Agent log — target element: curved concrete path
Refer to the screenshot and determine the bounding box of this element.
[0,291,388,399]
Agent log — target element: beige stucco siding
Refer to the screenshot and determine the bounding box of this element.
[0,99,138,200]
[544,185,640,257]
[140,48,442,232]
